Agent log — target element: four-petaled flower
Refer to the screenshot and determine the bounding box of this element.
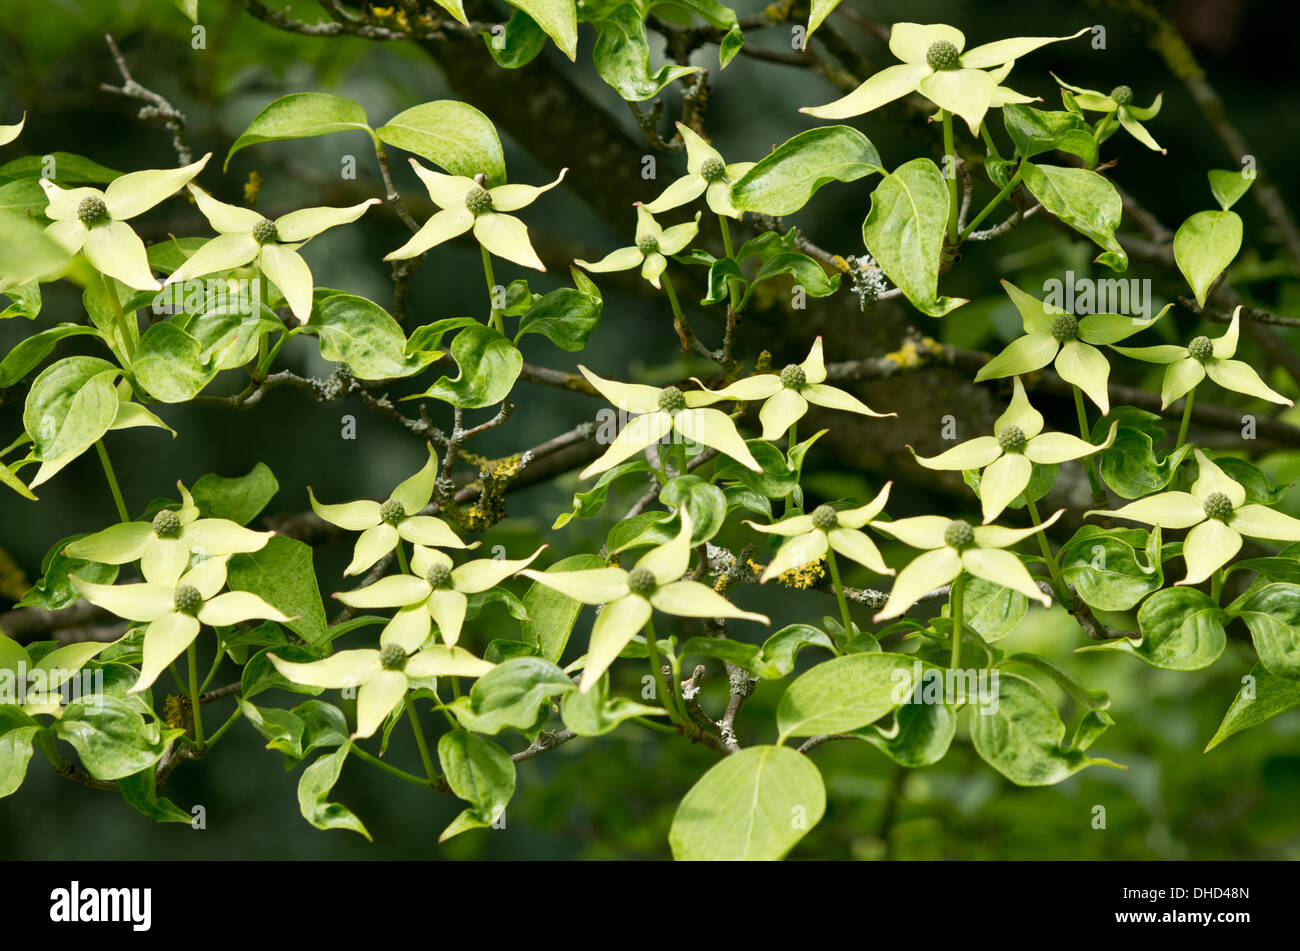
[575,204,699,289]
[1051,75,1165,153]
[384,158,566,271]
[643,123,756,220]
[747,483,896,581]
[578,365,760,478]
[270,643,495,740]
[169,185,379,323]
[1086,449,1300,585]
[71,553,289,693]
[520,511,769,692]
[308,444,473,576]
[912,377,1117,522]
[802,22,1086,133]
[872,511,1062,620]
[1111,306,1293,409]
[40,153,211,290]
[976,279,1170,413]
[334,544,546,647]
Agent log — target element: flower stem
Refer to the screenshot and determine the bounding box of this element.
[98,272,136,361]
[480,245,502,333]
[393,541,410,576]
[205,706,243,748]
[1072,386,1106,503]
[405,696,437,785]
[662,270,684,320]
[825,546,854,641]
[717,213,742,311]
[959,162,1023,240]
[352,743,434,789]
[256,271,270,378]
[782,419,797,516]
[187,642,206,752]
[94,440,129,522]
[643,615,682,722]
[1210,568,1224,604]
[1176,386,1197,449]
[1027,496,1070,608]
[949,572,966,669]
[941,110,959,242]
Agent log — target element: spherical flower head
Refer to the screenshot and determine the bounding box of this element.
[658,386,685,415]
[464,186,493,215]
[1051,313,1079,342]
[998,424,1027,454]
[780,364,806,390]
[152,509,181,538]
[926,40,961,70]
[944,520,975,550]
[77,196,108,226]
[1203,491,1234,521]
[637,234,660,255]
[1110,85,1134,106]
[426,563,452,589]
[700,157,726,183]
[173,585,203,616]
[811,505,838,532]
[379,643,408,671]
[627,566,657,597]
[251,218,279,245]
[379,499,406,526]
[1188,335,1214,362]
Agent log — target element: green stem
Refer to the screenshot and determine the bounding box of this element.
[1093,112,1115,143]
[255,332,289,379]
[825,547,854,641]
[782,419,798,516]
[187,643,205,752]
[717,213,742,311]
[959,163,1023,240]
[941,110,959,242]
[644,616,681,722]
[1176,386,1197,449]
[632,715,678,735]
[1027,496,1069,608]
[98,272,136,361]
[256,272,270,377]
[481,245,502,333]
[394,542,410,576]
[949,573,966,669]
[1210,568,1224,604]
[979,121,1002,159]
[94,440,129,523]
[662,270,684,321]
[405,696,437,785]
[351,743,434,789]
[1072,386,1106,502]
[199,641,225,694]
[205,706,243,748]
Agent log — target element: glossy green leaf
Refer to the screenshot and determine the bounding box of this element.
[776,652,915,740]
[522,554,608,661]
[226,93,374,170]
[377,101,507,187]
[1227,582,1300,678]
[23,356,120,487]
[659,475,727,543]
[1094,407,1192,499]
[561,672,664,736]
[297,743,371,839]
[554,460,650,529]
[0,324,99,388]
[713,431,822,498]
[751,252,840,298]
[515,286,602,351]
[119,767,192,823]
[1173,209,1242,307]
[133,322,219,402]
[959,575,1029,641]
[0,710,39,798]
[227,536,328,646]
[482,9,548,69]
[413,324,522,408]
[308,291,438,380]
[191,463,279,525]
[1058,525,1163,611]
[438,729,517,841]
[730,126,882,216]
[1080,587,1224,670]
[0,152,121,184]
[52,695,174,781]
[1207,168,1253,213]
[1001,105,1097,166]
[446,656,575,739]
[507,0,578,60]
[592,5,699,101]
[865,695,957,767]
[1021,163,1128,271]
[1206,661,1300,751]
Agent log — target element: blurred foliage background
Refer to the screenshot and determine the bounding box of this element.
[2,0,1300,859]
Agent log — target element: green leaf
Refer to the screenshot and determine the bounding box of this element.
[1207,168,1253,212]
[1058,525,1163,611]
[119,767,192,823]
[730,126,882,216]
[238,698,305,758]
[1,278,41,319]
[776,652,915,741]
[1021,163,1128,271]
[177,300,282,371]
[1213,457,1289,506]
[865,694,956,768]
[751,252,840,298]
[553,460,650,529]
[1206,662,1300,751]
[1094,406,1192,499]
[959,575,1029,641]
[412,324,522,408]
[713,431,822,499]
[515,286,602,351]
[1227,582,1300,678]
[133,322,220,402]
[807,0,840,37]
[241,645,324,701]
[678,635,762,670]
[507,0,578,59]
[437,729,517,841]
[591,5,699,101]
[227,536,328,646]
[0,324,99,387]
[481,9,548,69]
[1001,105,1097,166]
[669,745,825,860]
[446,656,575,739]
[861,158,965,317]
[225,93,374,171]
[308,291,438,380]
[752,623,836,679]
[297,743,371,840]
[521,553,607,661]
[1079,587,1225,670]
[1173,209,1242,307]
[970,672,1114,786]
[659,475,727,543]
[0,152,121,184]
[0,714,39,798]
[0,179,50,216]
[377,101,506,187]
[23,356,120,487]
[700,257,745,305]
[52,695,174,781]
[561,672,664,736]
[17,545,117,610]
[192,463,279,525]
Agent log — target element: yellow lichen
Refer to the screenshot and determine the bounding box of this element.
[164,695,185,730]
[243,171,264,206]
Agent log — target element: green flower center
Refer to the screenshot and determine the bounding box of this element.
[627,567,657,597]
[464,186,493,215]
[998,424,1027,453]
[700,157,726,183]
[152,509,181,538]
[1110,85,1134,106]
[173,585,203,616]
[1203,491,1233,521]
[1051,313,1079,342]
[1188,335,1214,362]
[379,499,406,525]
[77,196,108,226]
[637,234,659,255]
[779,364,806,390]
[426,563,452,588]
[811,504,838,531]
[944,520,975,550]
[251,218,279,244]
[926,40,961,70]
[379,643,408,671]
[658,386,685,415]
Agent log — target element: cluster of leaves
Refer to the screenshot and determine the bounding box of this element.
[3,8,1300,860]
